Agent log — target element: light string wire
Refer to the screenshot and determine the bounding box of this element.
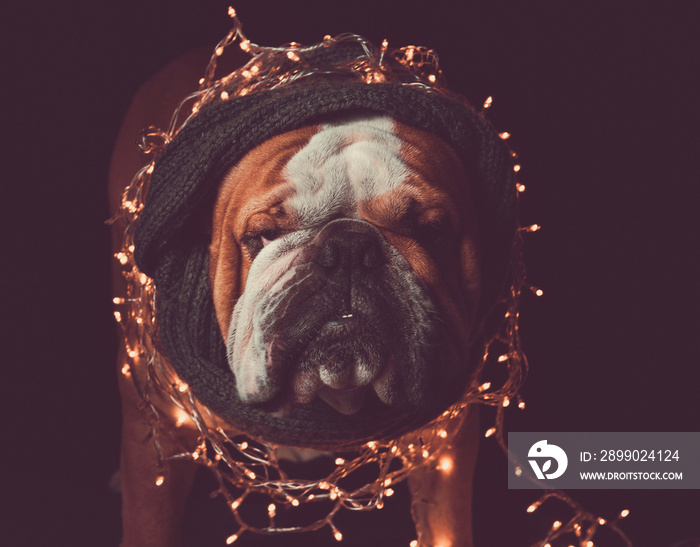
[108,7,632,546]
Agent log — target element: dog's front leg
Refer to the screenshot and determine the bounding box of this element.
[407,405,479,547]
[118,349,199,547]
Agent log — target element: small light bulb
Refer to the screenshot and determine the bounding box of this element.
[552,520,562,529]
[513,164,521,172]
[231,500,240,510]
[121,364,131,376]
[478,382,491,392]
[598,518,606,525]
[239,441,248,450]
[240,40,251,52]
[215,47,224,56]
[514,466,522,476]
[410,541,418,547]
[227,7,236,17]
[246,471,256,479]
[438,429,447,438]
[485,427,496,438]
[335,457,345,465]
[483,96,493,108]
[226,534,238,544]
[428,74,436,83]
[422,449,429,458]
[502,397,510,407]
[155,475,165,486]
[620,509,630,518]
[526,504,536,513]
[385,488,394,496]
[438,455,453,473]
[114,311,122,322]
[498,354,509,362]
[198,77,205,85]
[517,183,526,192]
[323,34,331,41]
[221,91,229,100]
[268,503,276,516]
[535,289,544,297]
[518,401,526,409]
[334,531,343,541]
[291,498,300,506]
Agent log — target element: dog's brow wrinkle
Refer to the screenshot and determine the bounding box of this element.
[283,116,409,225]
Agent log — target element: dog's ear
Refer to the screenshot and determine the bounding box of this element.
[208,173,246,339]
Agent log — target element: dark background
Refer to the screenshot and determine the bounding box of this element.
[4,0,698,546]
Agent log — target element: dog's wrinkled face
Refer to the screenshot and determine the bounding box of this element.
[209,115,481,417]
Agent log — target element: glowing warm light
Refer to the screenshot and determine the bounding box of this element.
[385,488,394,496]
[517,183,526,192]
[598,518,606,525]
[377,500,384,509]
[535,289,544,297]
[227,6,236,17]
[114,311,122,322]
[113,297,124,304]
[239,441,248,450]
[216,46,224,56]
[242,70,252,79]
[620,509,630,518]
[330,490,338,500]
[221,91,230,100]
[178,382,188,393]
[383,478,392,486]
[513,164,521,172]
[410,542,418,547]
[323,34,331,41]
[231,500,240,510]
[286,51,300,61]
[428,74,436,83]
[485,427,496,438]
[499,132,510,139]
[498,354,509,362]
[334,530,343,541]
[246,471,256,479]
[478,382,491,392]
[514,466,522,476]
[422,449,429,458]
[319,481,330,490]
[226,534,239,544]
[239,39,251,52]
[268,503,276,516]
[518,401,526,409]
[483,96,493,108]
[335,457,345,465]
[121,364,131,376]
[291,498,300,506]
[502,397,510,407]
[438,455,453,473]
[391,445,398,454]
[381,39,388,49]
[527,504,537,513]
[155,475,165,486]
[552,520,562,529]
[586,542,594,547]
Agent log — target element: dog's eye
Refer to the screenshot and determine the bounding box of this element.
[260,230,278,246]
[242,228,281,259]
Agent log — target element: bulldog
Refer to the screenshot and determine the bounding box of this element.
[110,43,517,547]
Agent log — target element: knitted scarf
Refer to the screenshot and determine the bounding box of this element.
[133,78,517,449]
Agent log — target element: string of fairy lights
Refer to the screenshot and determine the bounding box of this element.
[110,7,632,546]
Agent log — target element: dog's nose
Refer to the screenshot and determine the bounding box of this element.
[316,230,383,272]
